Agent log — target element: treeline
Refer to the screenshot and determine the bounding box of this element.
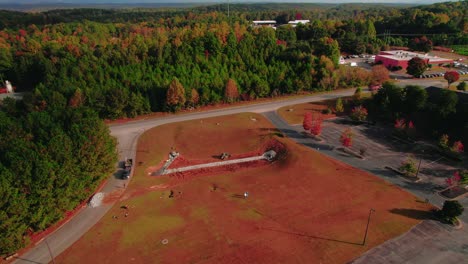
[368,83,468,145]
[0,97,117,254]
[0,14,377,119]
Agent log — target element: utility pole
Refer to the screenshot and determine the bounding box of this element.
[362,208,375,246]
[228,0,230,18]
[415,150,424,178]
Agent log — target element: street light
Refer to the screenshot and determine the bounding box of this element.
[415,150,424,178]
[362,208,375,246]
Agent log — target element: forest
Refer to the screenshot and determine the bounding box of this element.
[0,0,466,255]
[0,97,117,254]
[0,1,465,119]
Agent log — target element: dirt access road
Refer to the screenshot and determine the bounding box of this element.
[13,79,447,264]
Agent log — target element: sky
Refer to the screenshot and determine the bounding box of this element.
[0,0,459,4]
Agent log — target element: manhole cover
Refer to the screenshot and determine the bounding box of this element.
[161,239,169,245]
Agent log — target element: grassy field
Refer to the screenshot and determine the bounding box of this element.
[56,113,432,263]
[451,45,468,56]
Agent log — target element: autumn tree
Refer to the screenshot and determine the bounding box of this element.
[350,105,368,122]
[406,57,428,77]
[340,128,353,148]
[189,88,200,107]
[408,36,433,53]
[310,113,323,136]
[335,98,344,113]
[224,78,239,103]
[68,88,84,108]
[444,71,460,89]
[451,141,464,153]
[166,78,186,111]
[371,65,390,86]
[303,112,312,131]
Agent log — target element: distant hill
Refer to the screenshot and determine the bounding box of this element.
[0,1,459,11]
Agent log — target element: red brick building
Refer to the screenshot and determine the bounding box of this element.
[375,50,453,70]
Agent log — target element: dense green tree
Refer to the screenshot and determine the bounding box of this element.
[371,82,404,119]
[427,89,458,119]
[402,85,428,116]
[406,57,429,77]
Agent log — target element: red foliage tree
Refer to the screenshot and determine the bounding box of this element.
[303,112,312,131]
[451,141,464,153]
[394,118,406,129]
[340,128,353,148]
[446,171,461,187]
[409,36,433,53]
[310,113,323,136]
[444,71,460,88]
[295,13,302,20]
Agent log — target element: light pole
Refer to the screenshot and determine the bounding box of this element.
[415,150,424,178]
[362,208,375,246]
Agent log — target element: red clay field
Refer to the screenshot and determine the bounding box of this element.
[56,113,432,264]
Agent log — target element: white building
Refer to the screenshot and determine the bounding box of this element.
[288,20,310,27]
[252,20,277,28]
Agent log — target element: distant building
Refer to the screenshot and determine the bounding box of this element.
[375,50,453,70]
[252,20,277,28]
[287,20,310,27]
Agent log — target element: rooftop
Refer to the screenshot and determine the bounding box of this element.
[378,50,452,63]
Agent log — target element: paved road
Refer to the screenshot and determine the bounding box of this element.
[13,79,452,264]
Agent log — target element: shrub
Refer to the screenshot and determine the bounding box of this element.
[303,112,312,131]
[340,128,353,148]
[310,113,323,136]
[399,155,417,177]
[438,134,449,150]
[436,200,464,224]
[350,105,368,122]
[335,98,344,113]
[394,118,406,130]
[322,107,332,114]
[451,141,464,153]
[353,87,362,101]
[457,81,467,91]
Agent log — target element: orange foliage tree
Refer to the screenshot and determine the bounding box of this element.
[224,78,239,103]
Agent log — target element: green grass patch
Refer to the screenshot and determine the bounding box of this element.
[451,45,468,56]
[121,215,185,247]
[236,208,263,221]
[190,206,210,221]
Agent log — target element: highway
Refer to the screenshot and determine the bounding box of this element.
[13,79,448,264]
